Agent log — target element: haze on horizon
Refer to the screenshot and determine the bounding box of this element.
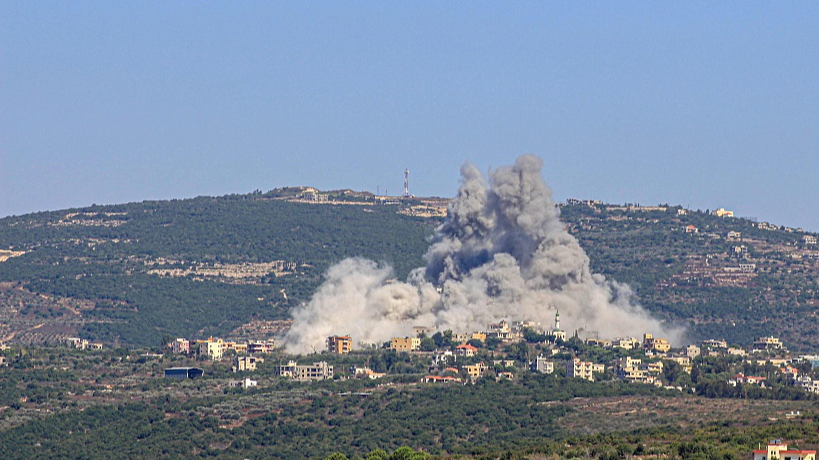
[2,3,818,231]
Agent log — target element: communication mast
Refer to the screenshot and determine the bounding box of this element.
[403,169,410,198]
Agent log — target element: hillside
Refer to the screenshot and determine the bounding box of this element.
[0,191,817,351]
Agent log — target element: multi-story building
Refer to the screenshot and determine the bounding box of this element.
[611,337,641,350]
[171,338,190,354]
[278,361,334,381]
[531,355,554,374]
[233,355,262,372]
[247,340,276,354]
[464,362,488,379]
[643,333,671,354]
[326,335,353,354]
[455,344,478,357]
[753,336,786,353]
[390,337,421,352]
[198,338,225,361]
[567,358,605,382]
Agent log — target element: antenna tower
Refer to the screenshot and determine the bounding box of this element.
[403,169,410,198]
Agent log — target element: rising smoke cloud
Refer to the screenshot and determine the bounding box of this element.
[284,155,682,353]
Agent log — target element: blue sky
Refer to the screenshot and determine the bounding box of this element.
[2,2,818,230]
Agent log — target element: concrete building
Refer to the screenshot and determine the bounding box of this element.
[171,338,190,354]
[464,362,488,379]
[390,337,421,352]
[753,440,816,460]
[233,355,262,372]
[531,355,554,374]
[326,335,353,354]
[198,338,225,360]
[278,361,334,381]
[455,344,478,357]
[643,333,671,354]
[753,336,786,353]
[567,358,605,382]
[247,340,276,354]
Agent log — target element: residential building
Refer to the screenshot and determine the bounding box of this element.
[487,320,516,340]
[198,338,225,360]
[685,345,701,358]
[464,362,488,379]
[753,336,786,353]
[685,225,699,233]
[233,355,262,372]
[713,208,734,217]
[278,361,334,381]
[729,373,767,387]
[643,333,671,354]
[229,378,258,389]
[171,338,190,354]
[451,333,470,344]
[247,340,276,354]
[611,337,641,350]
[352,366,386,380]
[390,337,421,352]
[413,326,433,337]
[431,350,455,366]
[567,358,605,382]
[804,235,818,245]
[727,231,742,239]
[327,335,353,354]
[753,440,816,460]
[455,343,478,357]
[531,355,554,374]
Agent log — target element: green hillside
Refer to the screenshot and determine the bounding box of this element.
[0,192,817,351]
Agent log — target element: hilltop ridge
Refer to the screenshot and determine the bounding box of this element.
[0,189,816,350]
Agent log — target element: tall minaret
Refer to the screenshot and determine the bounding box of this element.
[403,169,410,198]
[555,310,560,331]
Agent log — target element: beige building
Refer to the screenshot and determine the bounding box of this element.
[567,358,605,382]
[278,361,334,381]
[198,338,225,360]
[390,337,421,352]
[754,440,816,460]
[233,355,262,372]
[327,335,353,354]
[643,333,671,354]
[464,362,488,379]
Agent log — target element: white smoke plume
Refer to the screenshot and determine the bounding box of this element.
[284,155,683,353]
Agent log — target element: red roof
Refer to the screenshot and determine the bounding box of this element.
[456,344,478,351]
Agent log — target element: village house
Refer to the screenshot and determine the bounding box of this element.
[229,378,258,389]
[643,333,671,354]
[390,337,421,352]
[352,366,386,380]
[531,355,554,374]
[611,337,641,350]
[728,373,767,387]
[233,355,262,373]
[753,336,786,354]
[278,361,334,381]
[247,340,276,354]
[685,225,699,233]
[197,338,225,360]
[431,350,455,366]
[567,358,605,382]
[171,338,190,354]
[455,343,478,357]
[326,335,353,354]
[753,440,816,460]
[464,362,489,379]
